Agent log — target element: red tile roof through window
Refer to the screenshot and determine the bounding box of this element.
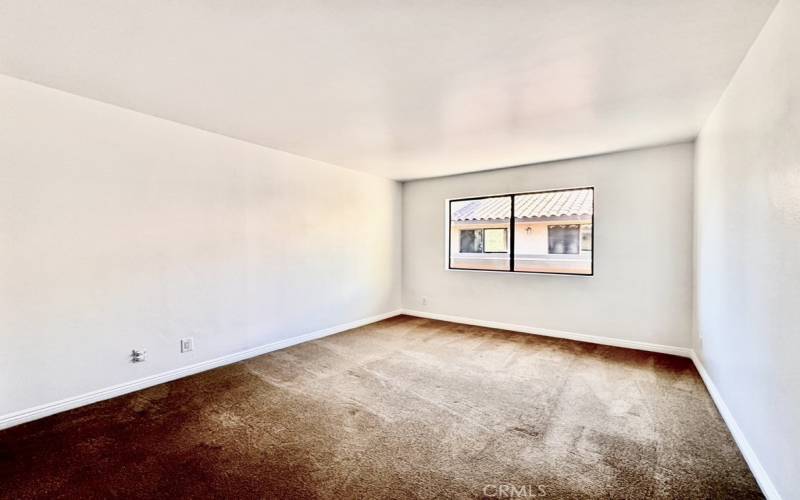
[451,189,593,221]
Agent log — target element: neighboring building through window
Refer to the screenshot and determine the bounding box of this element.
[449,195,511,271]
[448,187,593,275]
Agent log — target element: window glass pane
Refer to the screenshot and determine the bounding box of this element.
[512,188,593,274]
[449,196,510,270]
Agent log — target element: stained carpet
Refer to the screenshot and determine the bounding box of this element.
[0,315,761,499]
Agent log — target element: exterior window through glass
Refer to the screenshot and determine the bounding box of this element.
[581,224,593,252]
[459,229,483,253]
[548,225,580,254]
[483,228,508,252]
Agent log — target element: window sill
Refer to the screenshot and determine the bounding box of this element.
[444,267,593,277]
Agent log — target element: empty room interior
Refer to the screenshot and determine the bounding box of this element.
[1,1,798,499]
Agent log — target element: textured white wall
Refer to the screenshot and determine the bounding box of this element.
[403,143,694,348]
[0,75,401,416]
[694,1,800,497]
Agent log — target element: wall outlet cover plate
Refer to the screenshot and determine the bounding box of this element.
[180,338,194,353]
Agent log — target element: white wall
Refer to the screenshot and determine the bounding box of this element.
[403,143,694,348]
[694,1,800,497]
[0,75,401,417]
[403,144,693,347]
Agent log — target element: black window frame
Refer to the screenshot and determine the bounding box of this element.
[447,186,594,276]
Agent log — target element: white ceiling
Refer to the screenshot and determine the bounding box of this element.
[0,1,777,180]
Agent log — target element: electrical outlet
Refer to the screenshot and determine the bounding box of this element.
[422,297,428,306]
[131,349,147,363]
[180,337,194,353]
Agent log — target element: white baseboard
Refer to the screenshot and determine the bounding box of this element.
[0,309,403,431]
[401,309,693,358]
[1,309,780,499]
[690,352,781,500]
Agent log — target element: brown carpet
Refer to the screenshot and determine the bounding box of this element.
[0,315,761,499]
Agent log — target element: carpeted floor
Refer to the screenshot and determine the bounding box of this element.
[0,315,762,499]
